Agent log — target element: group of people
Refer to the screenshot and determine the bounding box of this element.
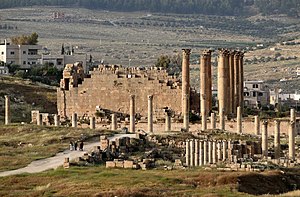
[69,141,84,151]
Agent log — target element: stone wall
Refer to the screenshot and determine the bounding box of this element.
[57,64,200,119]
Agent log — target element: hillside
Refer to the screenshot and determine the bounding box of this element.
[0,0,299,17]
[0,76,57,124]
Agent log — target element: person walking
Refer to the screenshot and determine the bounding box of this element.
[74,141,78,151]
[79,141,84,151]
[69,141,74,151]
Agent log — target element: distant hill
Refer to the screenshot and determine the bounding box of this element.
[0,0,299,17]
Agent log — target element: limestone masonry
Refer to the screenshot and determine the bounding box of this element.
[57,63,200,120]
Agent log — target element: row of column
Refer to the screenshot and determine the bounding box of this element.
[185,139,231,166]
[261,114,296,161]
[217,49,244,117]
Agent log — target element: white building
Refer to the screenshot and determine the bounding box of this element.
[0,66,9,75]
[244,81,269,108]
[0,40,42,68]
[39,54,87,72]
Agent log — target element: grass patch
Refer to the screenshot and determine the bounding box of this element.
[0,124,115,171]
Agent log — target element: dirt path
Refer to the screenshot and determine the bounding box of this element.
[0,134,137,177]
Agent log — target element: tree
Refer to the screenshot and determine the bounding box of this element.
[11,32,39,45]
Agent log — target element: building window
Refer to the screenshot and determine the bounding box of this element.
[1,52,4,55]
[244,92,250,97]
[23,51,26,54]
[32,62,36,65]
[23,61,26,65]
[258,92,263,96]
[10,51,15,55]
[253,92,257,97]
[252,84,258,88]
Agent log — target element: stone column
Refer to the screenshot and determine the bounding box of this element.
[290,108,296,135]
[185,140,190,166]
[201,94,207,131]
[54,114,60,127]
[211,112,216,129]
[4,95,11,125]
[233,52,240,114]
[200,50,212,117]
[182,49,191,132]
[208,140,212,164]
[218,49,229,116]
[183,94,189,132]
[227,140,232,162]
[219,108,225,130]
[189,139,195,167]
[254,116,260,135]
[212,140,217,164]
[195,139,199,166]
[203,140,207,165]
[239,53,244,114]
[72,113,77,128]
[274,120,281,159]
[90,116,96,129]
[130,95,135,133]
[229,51,235,114]
[261,120,268,159]
[165,113,171,131]
[289,121,295,161]
[147,95,153,133]
[199,140,203,166]
[217,141,222,161]
[222,140,227,161]
[111,114,117,130]
[237,106,242,133]
[206,51,213,112]
[37,113,42,126]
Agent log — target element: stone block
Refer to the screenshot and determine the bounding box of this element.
[106,161,116,168]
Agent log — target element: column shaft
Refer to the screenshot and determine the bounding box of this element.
[218,50,229,115]
[233,52,240,114]
[237,106,242,133]
[182,49,191,132]
[165,113,171,131]
[195,140,199,166]
[203,140,207,165]
[5,95,10,125]
[274,120,280,159]
[261,121,268,159]
[111,114,117,130]
[254,116,260,135]
[54,114,60,127]
[211,113,216,129]
[148,95,153,133]
[72,113,77,128]
[185,140,190,166]
[90,116,96,129]
[189,139,195,167]
[289,121,295,161]
[130,95,135,133]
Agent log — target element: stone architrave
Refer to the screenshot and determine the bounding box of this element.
[111,114,117,130]
[211,112,216,129]
[182,49,191,132]
[237,106,242,133]
[185,140,190,166]
[199,140,203,166]
[147,95,153,133]
[261,121,268,159]
[203,140,207,165]
[289,121,295,161]
[219,108,225,130]
[195,139,199,166]
[274,120,281,159]
[54,114,60,127]
[90,116,96,129]
[5,95,11,125]
[72,113,77,128]
[130,95,136,133]
[189,139,195,167]
[254,116,260,135]
[165,113,171,131]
